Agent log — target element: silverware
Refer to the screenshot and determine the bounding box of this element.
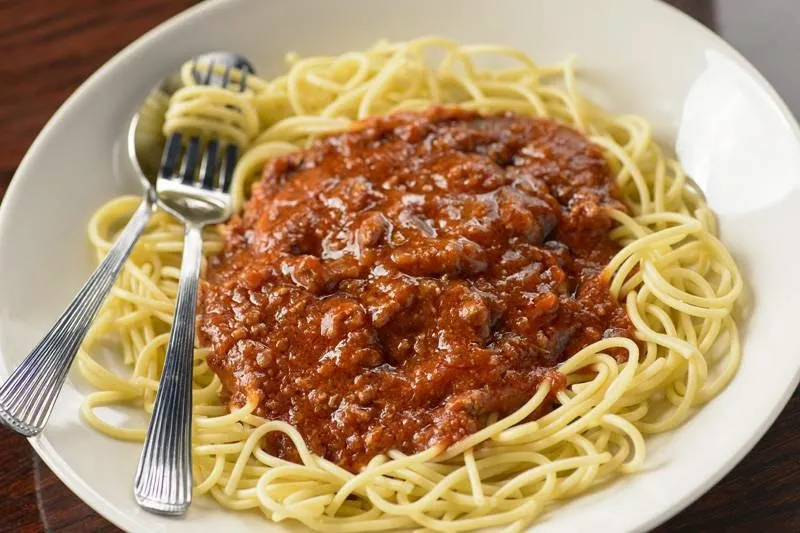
[0,67,180,437]
[133,52,254,516]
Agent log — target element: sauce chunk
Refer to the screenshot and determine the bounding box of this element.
[198,108,634,471]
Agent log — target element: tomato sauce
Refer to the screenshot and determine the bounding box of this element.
[198,108,634,471]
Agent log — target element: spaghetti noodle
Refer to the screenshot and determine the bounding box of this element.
[77,37,742,532]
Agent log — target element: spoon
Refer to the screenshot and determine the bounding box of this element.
[0,63,181,436]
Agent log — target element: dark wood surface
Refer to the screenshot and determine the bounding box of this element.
[0,1,797,531]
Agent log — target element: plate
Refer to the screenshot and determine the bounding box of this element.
[1,0,799,531]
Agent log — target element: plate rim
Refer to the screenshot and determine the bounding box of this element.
[0,0,798,531]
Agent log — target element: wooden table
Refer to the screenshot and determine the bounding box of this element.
[0,1,798,531]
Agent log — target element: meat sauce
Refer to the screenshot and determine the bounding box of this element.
[198,108,634,472]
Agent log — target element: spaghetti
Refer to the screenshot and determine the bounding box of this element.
[77,37,742,532]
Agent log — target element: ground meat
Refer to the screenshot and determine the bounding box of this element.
[197,107,634,472]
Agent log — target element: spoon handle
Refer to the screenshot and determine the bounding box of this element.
[134,223,203,516]
[0,197,155,436]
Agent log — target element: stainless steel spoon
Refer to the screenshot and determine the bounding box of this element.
[0,64,182,436]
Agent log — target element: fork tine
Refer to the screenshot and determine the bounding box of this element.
[219,144,238,192]
[160,133,183,178]
[180,137,201,183]
[238,64,250,92]
[221,66,232,89]
[165,55,251,193]
[190,60,200,84]
[199,140,220,190]
[203,61,215,86]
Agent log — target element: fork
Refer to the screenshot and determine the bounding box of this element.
[133,54,254,515]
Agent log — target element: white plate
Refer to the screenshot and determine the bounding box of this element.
[1,0,799,531]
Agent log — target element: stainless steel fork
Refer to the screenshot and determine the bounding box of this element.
[133,54,254,516]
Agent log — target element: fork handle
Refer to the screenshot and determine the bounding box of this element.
[134,223,203,515]
[0,197,155,437]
